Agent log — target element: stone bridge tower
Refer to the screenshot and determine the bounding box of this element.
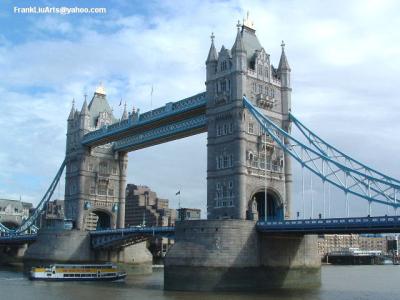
[65,85,128,230]
[206,17,292,220]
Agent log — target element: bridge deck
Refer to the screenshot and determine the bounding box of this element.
[256,215,400,234]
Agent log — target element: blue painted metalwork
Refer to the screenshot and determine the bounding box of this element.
[0,160,66,235]
[90,226,175,249]
[0,234,37,244]
[113,115,207,151]
[257,215,400,234]
[82,92,207,146]
[290,113,400,185]
[243,96,400,208]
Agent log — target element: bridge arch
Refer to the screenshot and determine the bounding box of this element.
[247,188,283,221]
[83,208,115,231]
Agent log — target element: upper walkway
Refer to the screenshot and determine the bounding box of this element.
[81,92,207,151]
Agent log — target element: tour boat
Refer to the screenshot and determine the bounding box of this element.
[29,263,127,281]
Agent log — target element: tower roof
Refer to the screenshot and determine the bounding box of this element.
[206,33,218,63]
[80,99,89,116]
[121,102,128,120]
[68,99,75,120]
[231,22,246,53]
[88,85,116,126]
[278,41,291,71]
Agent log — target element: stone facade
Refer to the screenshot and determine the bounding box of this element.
[0,198,32,228]
[125,184,176,227]
[165,220,320,291]
[317,234,388,256]
[205,19,292,221]
[64,86,128,230]
[177,208,201,221]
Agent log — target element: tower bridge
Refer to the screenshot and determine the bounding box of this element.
[1,15,400,291]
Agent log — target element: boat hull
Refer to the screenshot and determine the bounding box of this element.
[29,273,126,282]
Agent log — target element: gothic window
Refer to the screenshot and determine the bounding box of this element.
[216,124,222,136]
[229,154,233,167]
[223,124,228,135]
[108,188,114,196]
[258,65,263,76]
[252,156,259,168]
[229,123,233,134]
[221,61,227,71]
[112,166,117,175]
[88,163,94,171]
[99,162,108,176]
[248,122,254,134]
[98,180,107,195]
[223,155,228,168]
[229,200,233,206]
[218,156,223,169]
[222,186,227,198]
[265,67,269,78]
[258,84,263,94]
[229,181,233,189]
[252,82,256,92]
[220,80,227,92]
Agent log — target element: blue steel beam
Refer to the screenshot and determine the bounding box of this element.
[243,96,400,208]
[257,215,400,234]
[0,160,66,235]
[90,226,175,249]
[82,92,207,147]
[290,113,400,185]
[113,115,207,152]
[0,234,37,244]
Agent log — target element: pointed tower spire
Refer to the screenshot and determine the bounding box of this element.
[68,98,75,120]
[80,98,89,116]
[121,102,128,120]
[278,40,291,71]
[232,21,246,53]
[206,32,218,63]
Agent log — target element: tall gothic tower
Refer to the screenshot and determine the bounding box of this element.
[65,85,128,230]
[206,17,292,220]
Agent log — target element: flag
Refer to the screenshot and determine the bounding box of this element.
[151,85,154,97]
[119,98,122,106]
[176,191,180,195]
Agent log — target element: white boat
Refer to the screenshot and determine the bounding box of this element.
[29,263,126,281]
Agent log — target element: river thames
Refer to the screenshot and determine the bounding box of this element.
[0,265,399,299]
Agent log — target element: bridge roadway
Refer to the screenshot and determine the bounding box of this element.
[2,215,400,246]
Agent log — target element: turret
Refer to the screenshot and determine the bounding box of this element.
[121,102,128,120]
[79,98,90,135]
[278,41,291,89]
[205,33,218,81]
[231,22,247,72]
[278,41,293,219]
[67,99,75,122]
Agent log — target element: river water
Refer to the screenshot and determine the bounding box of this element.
[0,265,399,300]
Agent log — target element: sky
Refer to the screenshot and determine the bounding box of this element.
[0,0,400,219]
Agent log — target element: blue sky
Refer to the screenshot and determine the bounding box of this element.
[1,0,400,218]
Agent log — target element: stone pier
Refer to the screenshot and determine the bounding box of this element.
[165,220,320,291]
[23,229,152,274]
